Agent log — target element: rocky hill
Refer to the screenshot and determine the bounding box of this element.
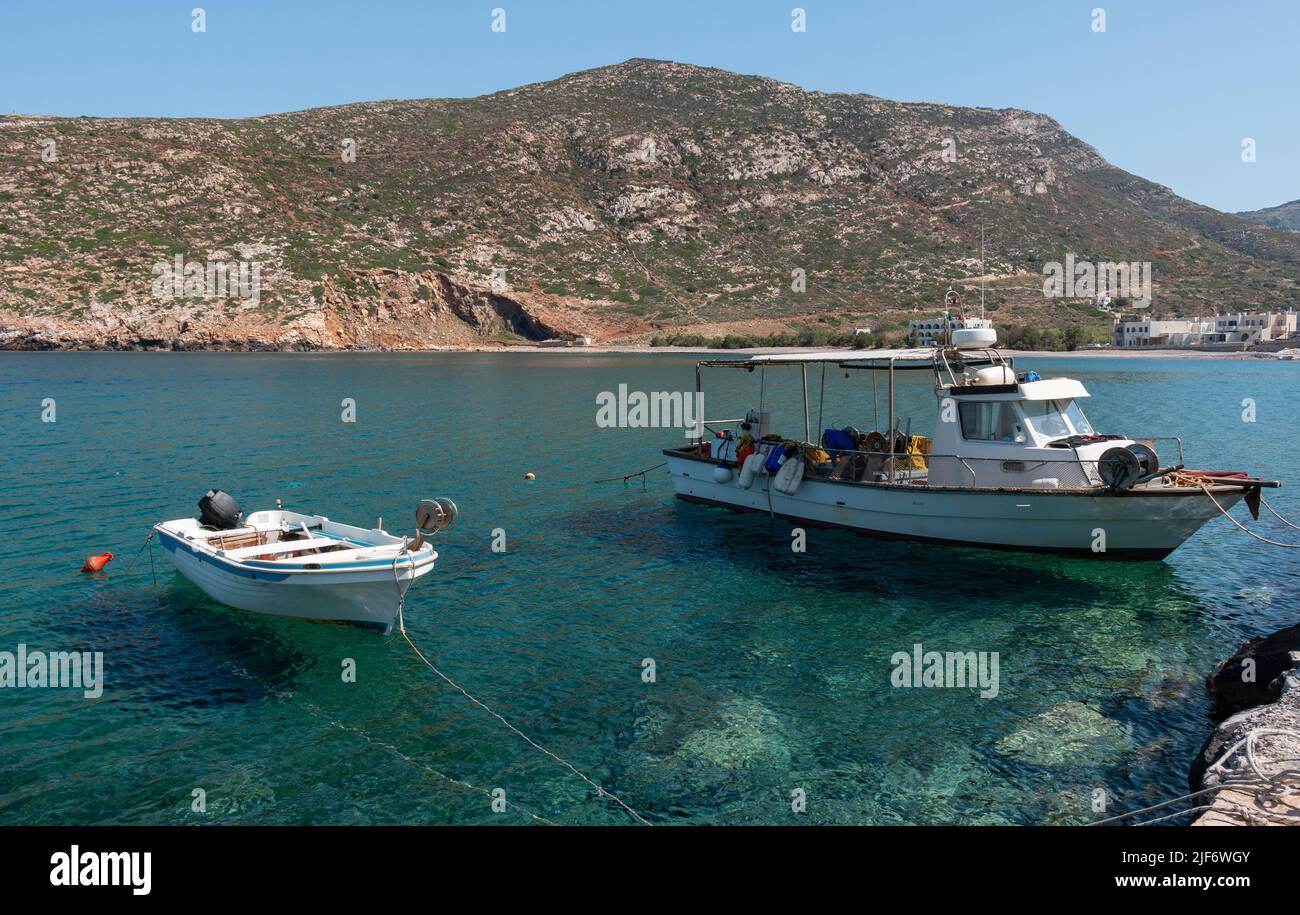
[3,58,1299,350]
[1237,199,1300,233]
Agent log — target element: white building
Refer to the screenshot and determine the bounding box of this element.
[1201,312,1297,344]
[1112,318,1213,348]
[909,316,992,346]
[1113,311,1297,347]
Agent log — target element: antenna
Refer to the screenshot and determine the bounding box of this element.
[979,222,986,319]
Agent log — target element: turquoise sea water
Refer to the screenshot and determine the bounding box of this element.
[1,352,1297,825]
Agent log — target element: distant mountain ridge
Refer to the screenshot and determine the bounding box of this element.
[1237,199,1300,233]
[2,58,1299,350]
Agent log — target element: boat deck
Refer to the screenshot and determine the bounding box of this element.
[155,510,435,572]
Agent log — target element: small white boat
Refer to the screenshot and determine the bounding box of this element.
[665,330,1279,560]
[155,491,456,630]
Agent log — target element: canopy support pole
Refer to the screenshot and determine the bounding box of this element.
[816,364,826,446]
[888,357,896,482]
[693,363,702,442]
[801,364,810,444]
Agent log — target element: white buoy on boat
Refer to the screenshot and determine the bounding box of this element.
[975,365,1016,385]
[953,327,997,349]
[773,454,805,494]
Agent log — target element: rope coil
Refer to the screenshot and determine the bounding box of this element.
[1091,726,1300,826]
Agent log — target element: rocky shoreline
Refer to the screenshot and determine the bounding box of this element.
[1190,623,1300,826]
[0,268,610,353]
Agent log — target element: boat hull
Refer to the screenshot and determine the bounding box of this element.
[665,451,1241,560]
[157,530,433,629]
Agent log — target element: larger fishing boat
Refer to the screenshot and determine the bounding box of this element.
[663,330,1278,560]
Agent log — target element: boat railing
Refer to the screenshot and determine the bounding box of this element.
[701,418,746,437]
[680,434,1189,491]
[673,440,1111,490]
[1129,436,1184,467]
[801,448,1104,490]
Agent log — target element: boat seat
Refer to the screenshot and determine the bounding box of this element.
[219,537,342,560]
[260,545,401,566]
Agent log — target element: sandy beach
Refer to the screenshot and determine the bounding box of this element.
[456,344,1295,360]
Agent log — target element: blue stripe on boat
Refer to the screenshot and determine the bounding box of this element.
[155,528,432,580]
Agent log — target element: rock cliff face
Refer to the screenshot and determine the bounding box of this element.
[3,58,1299,350]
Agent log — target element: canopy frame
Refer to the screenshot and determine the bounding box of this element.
[694,346,1015,480]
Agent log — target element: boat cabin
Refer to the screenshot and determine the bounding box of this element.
[927,371,1112,488]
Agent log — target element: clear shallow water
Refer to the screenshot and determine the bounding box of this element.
[0,351,1297,825]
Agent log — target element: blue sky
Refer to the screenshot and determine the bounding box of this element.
[1,1,1296,212]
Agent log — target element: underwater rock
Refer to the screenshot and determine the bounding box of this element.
[674,697,792,772]
[613,695,795,817]
[994,700,1134,768]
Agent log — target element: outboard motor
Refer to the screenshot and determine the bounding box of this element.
[198,489,243,529]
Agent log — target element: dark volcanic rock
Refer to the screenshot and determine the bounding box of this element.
[1207,622,1300,714]
[1188,623,1300,824]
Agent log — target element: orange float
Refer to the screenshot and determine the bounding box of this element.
[81,553,114,573]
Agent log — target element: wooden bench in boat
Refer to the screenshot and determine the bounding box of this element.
[218,538,347,560]
[199,521,326,549]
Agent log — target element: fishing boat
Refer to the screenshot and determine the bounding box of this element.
[154,491,457,630]
[663,329,1279,560]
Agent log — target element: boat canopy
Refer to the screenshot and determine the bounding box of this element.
[1014,378,1089,400]
[742,348,936,365]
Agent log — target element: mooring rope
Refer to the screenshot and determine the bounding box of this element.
[390,549,653,826]
[124,530,155,578]
[1262,498,1300,532]
[313,704,558,825]
[1189,479,1300,548]
[95,530,157,592]
[1090,726,1300,826]
[593,461,667,485]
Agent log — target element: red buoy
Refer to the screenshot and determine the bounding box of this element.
[82,552,114,573]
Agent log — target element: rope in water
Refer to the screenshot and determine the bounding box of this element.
[311,703,558,825]
[96,530,157,591]
[1090,726,1300,826]
[592,461,667,485]
[390,549,653,826]
[1262,497,1300,532]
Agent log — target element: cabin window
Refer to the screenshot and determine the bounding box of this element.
[1021,399,1094,442]
[1062,399,1094,435]
[1020,400,1071,441]
[958,401,1025,443]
